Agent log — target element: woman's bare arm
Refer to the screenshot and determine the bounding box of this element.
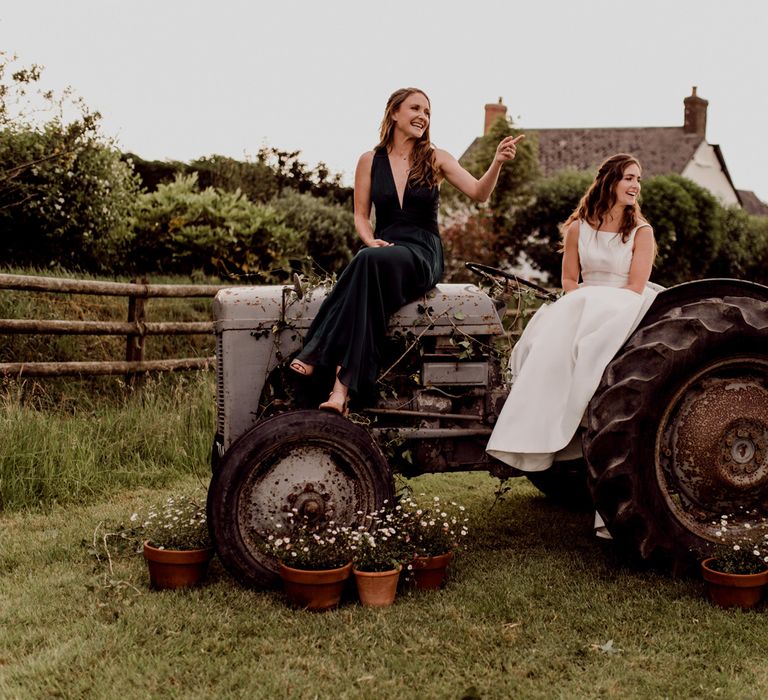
[624,225,655,293]
[434,135,524,202]
[561,220,581,292]
[353,151,391,248]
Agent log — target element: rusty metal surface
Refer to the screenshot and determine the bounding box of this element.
[422,361,489,386]
[214,283,504,336]
[371,427,492,439]
[656,357,768,542]
[215,282,505,450]
[235,443,376,574]
[364,408,483,421]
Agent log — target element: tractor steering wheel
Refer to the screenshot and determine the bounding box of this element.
[464,262,558,302]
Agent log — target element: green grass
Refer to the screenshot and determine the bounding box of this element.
[0,372,215,511]
[0,265,218,511]
[2,472,767,699]
[2,265,766,697]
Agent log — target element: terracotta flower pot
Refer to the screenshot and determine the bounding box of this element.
[278,561,352,610]
[410,551,454,590]
[143,541,214,590]
[700,557,768,610]
[353,565,401,607]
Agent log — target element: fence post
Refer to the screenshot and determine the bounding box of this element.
[126,278,147,382]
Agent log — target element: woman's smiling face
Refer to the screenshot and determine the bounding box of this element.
[614,162,642,206]
[392,91,430,139]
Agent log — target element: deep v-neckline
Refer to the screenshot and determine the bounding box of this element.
[385,152,408,210]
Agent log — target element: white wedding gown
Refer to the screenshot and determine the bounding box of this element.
[486,219,659,472]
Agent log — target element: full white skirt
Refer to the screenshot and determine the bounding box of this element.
[486,285,657,471]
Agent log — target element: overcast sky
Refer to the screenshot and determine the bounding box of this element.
[2,0,767,200]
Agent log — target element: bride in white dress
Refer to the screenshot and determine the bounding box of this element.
[486,154,658,532]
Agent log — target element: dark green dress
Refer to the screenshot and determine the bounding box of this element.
[297,148,443,394]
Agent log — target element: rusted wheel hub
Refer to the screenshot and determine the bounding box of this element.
[286,482,333,522]
[657,358,768,541]
[717,422,766,486]
[239,445,360,543]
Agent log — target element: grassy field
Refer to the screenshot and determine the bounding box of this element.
[2,471,767,700]
[0,372,215,511]
[0,266,217,512]
[2,267,766,698]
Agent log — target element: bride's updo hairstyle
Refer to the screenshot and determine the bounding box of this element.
[376,87,437,189]
[563,153,645,243]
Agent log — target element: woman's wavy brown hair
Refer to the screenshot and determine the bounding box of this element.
[563,153,646,243]
[376,87,437,188]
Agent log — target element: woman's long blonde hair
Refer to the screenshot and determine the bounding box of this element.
[562,153,646,243]
[375,87,437,188]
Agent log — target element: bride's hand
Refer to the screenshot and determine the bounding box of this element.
[366,239,393,248]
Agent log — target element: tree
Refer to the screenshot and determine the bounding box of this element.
[708,206,768,284]
[511,169,594,281]
[128,149,354,208]
[640,174,724,285]
[440,117,539,275]
[0,53,141,271]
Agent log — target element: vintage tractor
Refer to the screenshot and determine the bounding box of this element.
[207,265,768,585]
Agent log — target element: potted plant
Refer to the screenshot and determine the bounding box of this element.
[132,494,213,590]
[399,495,469,590]
[350,505,410,607]
[260,512,352,610]
[700,514,768,609]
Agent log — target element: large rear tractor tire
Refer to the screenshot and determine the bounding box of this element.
[208,410,393,587]
[584,296,768,572]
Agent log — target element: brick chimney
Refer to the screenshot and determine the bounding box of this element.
[683,86,708,137]
[484,97,508,134]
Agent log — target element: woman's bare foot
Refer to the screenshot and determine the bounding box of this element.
[289,359,314,377]
[319,389,348,416]
[319,370,349,415]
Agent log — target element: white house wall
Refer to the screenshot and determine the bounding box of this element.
[681,141,739,206]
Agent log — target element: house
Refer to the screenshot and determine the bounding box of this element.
[470,89,768,215]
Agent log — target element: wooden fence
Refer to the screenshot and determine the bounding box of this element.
[0,273,230,377]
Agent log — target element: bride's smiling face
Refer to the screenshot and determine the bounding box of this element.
[614,163,642,206]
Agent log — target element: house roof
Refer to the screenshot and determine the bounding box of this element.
[736,189,768,217]
[533,126,704,177]
[464,123,750,207]
[466,126,704,178]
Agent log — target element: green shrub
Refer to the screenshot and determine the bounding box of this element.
[708,206,768,283]
[131,174,305,281]
[0,125,141,272]
[640,174,724,285]
[271,190,356,275]
[510,169,594,281]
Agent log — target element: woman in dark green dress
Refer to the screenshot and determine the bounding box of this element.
[291,87,523,413]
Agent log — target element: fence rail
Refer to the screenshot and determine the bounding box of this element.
[0,273,230,377]
[0,273,226,298]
